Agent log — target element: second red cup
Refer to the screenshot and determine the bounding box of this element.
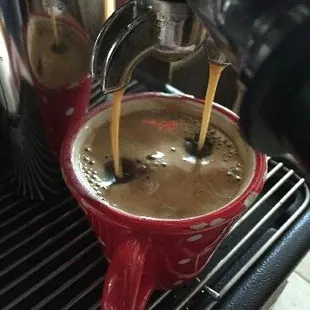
[26,15,92,158]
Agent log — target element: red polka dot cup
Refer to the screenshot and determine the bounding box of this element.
[26,16,92,158]
[60,93,267,310]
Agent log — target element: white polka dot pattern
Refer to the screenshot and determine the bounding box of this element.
[65,107,75,116]
[190,222,208,230]
[244,192,258,208]
[187,234,203,242]
[210,218,226,227]
[178,258,191,265]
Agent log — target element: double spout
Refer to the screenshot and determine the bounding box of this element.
[91,0,227,94]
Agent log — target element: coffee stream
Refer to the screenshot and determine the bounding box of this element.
[110,62,227,177]
[198,63,226,153]
[103,0,115,21]
[28,13,90,88]
[49,0,59,45]
[48,0,68,54]
[110,89,125,178]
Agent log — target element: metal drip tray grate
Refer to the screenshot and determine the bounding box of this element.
[148,159,310,310]
[0,80,310,310]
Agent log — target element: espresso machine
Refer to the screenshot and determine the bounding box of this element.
[92,0,310,171]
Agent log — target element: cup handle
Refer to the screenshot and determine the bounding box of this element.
[102,236,154,310]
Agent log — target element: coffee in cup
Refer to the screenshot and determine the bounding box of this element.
[79,97,246,219]
[27,16,91,89]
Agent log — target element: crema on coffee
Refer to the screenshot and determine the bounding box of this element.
[27,17,90,89]
[79,106,244,219]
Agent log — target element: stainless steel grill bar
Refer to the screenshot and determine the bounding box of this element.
[0,198,75,260]
[0,220,89,294]
[88,300,101,310]
[3,241,100,309]
[0,195,71,245]
[204,286,221,300]
[230,169,294,233]
[0,193,14,203]
[60,276,105,310]
[91,80,101,93]
[149,291,172,310]
[0,199,26,217]
[91,87,104,101]
[32,257,103,309]
[266,162,284,179]
[0,201,46,229]
[205,178,309,310]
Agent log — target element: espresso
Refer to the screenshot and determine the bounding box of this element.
[198,63,226,152]
[27,17,91,89]
[80,107,244,219]
[110,89,125,178]
[109,63,227,181]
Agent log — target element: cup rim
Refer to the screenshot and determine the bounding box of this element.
[60,92,267,228]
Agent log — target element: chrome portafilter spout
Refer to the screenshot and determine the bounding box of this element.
[91,0,207,94]
[203,35,230,68]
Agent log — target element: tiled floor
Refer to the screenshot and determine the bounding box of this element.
[272,251,310,310]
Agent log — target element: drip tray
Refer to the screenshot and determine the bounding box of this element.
[0,158,309,310]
